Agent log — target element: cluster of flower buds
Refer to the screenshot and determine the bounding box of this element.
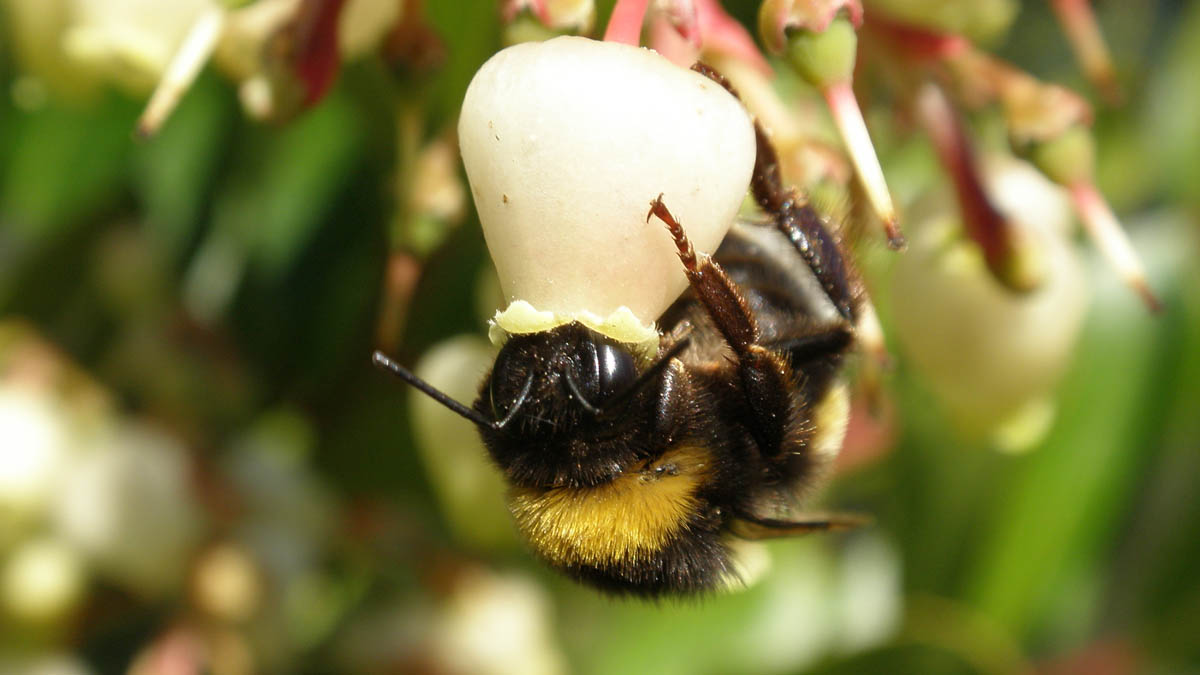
[485,0,1154,451]
[861,1,1157,310]
[759,0,904,248]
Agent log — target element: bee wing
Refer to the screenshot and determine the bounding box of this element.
[729,512,872,540]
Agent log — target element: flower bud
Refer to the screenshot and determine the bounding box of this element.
[1017,125,1162,312]
[760,2,903,248]
[758,0,863,55]
[785,15,858,89]
[1021,123,1095,188]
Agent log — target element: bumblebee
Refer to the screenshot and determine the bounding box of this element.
[374,65,864,597]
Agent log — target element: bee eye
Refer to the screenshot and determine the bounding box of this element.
[595,342,637,399]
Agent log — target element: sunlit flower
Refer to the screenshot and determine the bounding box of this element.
[459,35,754,335]
[891,158,1089,449]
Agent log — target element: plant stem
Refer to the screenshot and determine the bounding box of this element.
[1070,181,1162,312]
[824,80,904,249]
[604,0,650,45]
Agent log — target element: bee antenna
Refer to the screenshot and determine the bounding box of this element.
[371,351,498,430]
[563,367,602,415]
[493,373,535,431]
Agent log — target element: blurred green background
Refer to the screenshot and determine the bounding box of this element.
[0,1,1198,673]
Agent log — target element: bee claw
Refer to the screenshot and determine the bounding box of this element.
[646,193,666,222]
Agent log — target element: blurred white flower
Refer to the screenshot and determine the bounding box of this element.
[1,0,95,100]
[0,385,70,535]
[333,566,565,674]
[891,157,1089,450]
[739,540,839,671]
[53,422,203,596]
[985,156,1075,238]
[410,135,468,227]
[726,538,772,589]
[430,568,566,675]
[834,533,903,653]
[62,0,215,93]
[411,336,516,552]
[735,533,902,671]
[1,536,87,624]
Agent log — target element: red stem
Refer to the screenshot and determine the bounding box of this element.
[862,12,968,63]
[918,84,1011,276]
[295,0,348,105]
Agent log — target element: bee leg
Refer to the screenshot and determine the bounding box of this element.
[771,328,854,367]
[692,62,860,325]
[648,195,794,456]
[729,512,871,539]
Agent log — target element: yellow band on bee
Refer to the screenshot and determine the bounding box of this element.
[508,445,713,568]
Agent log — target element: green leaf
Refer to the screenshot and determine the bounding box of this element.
[965,213,1195,639]
[210,91,365,280]
[0,95,136,241]
[130,71,235,259]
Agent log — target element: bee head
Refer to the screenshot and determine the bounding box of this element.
[474,323,660,488]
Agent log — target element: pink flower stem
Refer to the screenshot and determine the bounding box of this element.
[1050,0,1121,104]
[693,0,771,75]
[1069,181,1162,312]
[604,0,650,45]
[823,81,904,249]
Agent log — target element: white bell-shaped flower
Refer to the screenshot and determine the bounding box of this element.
[459,36,755,341]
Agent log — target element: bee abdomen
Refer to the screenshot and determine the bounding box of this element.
[507,444,736,596]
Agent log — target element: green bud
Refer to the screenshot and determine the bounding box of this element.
[786,15,858,89]
[1022,124,1095,187]
[992,226,1046,294]
[502,12,563,46]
